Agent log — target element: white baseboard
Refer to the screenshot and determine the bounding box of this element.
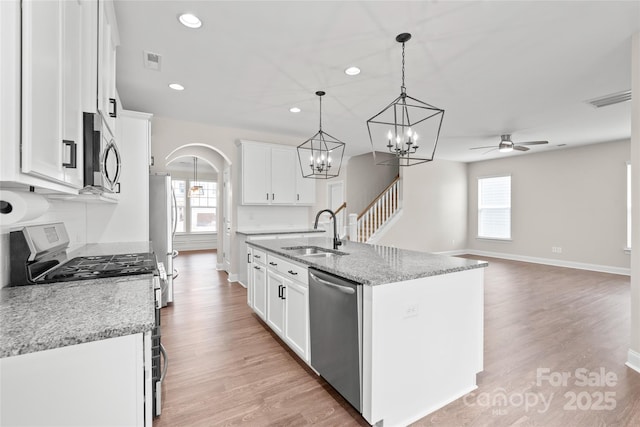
[434,249,469,257]
[227,273,239,283]
[215,262,224,270]
[237,280,247,289]
[627,349,640,374]
[465,249,631,276]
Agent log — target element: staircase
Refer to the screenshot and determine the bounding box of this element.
[354,175,400,242]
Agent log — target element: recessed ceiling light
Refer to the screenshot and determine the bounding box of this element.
[178,13,202,29]
[345,66,361,76]
[289,107,301,113]
[169,83,185,91]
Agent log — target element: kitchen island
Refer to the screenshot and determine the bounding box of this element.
[247,236,487,427]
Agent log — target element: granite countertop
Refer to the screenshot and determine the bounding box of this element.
[0,241,157,358]
[247,237,488,286]
[236,228,325,236]
[0,275,155,358]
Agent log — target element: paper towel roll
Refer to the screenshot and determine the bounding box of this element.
[0,190,50,225]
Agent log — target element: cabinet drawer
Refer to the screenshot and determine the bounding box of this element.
[267,254,308,286]
[251,248,266,265]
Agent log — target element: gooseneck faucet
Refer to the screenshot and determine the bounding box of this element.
[314,209,342,250]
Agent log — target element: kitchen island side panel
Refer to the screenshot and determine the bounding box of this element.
[362,268,484,427]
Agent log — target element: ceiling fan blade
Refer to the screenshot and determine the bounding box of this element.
[483,148,498,155]
[513,145,530,151]
[469,146,497,150]
[517,140,548,146]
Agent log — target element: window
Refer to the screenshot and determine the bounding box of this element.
[171,179,217,233]
[478,175,511,240]
[627,162,632,250]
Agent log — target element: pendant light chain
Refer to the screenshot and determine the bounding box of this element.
[401,41,406,93]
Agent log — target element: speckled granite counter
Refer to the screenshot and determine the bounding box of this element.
[236,228,325,236]
[0,274,155,358]
[248,236,487,285]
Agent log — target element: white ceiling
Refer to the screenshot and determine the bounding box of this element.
[114,1,640,163]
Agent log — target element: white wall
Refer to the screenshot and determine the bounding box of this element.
[376,159,468,253]
[467,140,630,271]
[346,152,398,216]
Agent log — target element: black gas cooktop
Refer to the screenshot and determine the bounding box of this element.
[42,252,157,282]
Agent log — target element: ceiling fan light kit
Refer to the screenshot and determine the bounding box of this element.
[470,134,549,154]
[297,91,346,179]
[366,33,445,167]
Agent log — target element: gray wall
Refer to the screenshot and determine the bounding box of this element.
[467,140,630,269]
[377,159,468,253]
[346,152,399,216]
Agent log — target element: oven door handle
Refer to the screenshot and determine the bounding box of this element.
[159,343,168,383]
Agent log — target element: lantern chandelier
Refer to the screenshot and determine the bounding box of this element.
[188,157,204,197]
[366,33,445,167]
[297,91,345,179]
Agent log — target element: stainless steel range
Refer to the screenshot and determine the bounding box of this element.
[9,223,156,286]
[8,222,167,418]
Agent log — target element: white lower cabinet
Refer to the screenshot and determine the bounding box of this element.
[252,262,267,320]
[247,245,309,362]
[266,270,286,336]
[0,333,151,426]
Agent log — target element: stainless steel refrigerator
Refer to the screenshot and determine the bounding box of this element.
[149,173,176,307]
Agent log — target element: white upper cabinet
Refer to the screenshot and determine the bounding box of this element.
[20,0,83,189]
[295,159,316,205]
[270,148,297,204]
[240,141,316,206]
[97,0,119,136]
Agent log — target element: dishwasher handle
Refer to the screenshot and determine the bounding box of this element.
[309,272,355,295]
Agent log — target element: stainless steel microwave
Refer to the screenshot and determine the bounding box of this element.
[82,112,121,194]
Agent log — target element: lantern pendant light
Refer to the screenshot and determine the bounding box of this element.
[366,33,445,167]
[188,157,204,197]
[297,91,345,179]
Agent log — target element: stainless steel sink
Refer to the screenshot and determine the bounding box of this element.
[281,245,347,258]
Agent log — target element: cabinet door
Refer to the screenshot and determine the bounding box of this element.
[295,159,316,205]
[266,271,285,336]
[21,0,83,188]
[253,264,267,320]
[270,148,297,204]
[242,143,271,204]
[97,0,118,135]
[284,280,309,360]
[246,247,253,307]
[61,0,84,187]
[21,0,65,183]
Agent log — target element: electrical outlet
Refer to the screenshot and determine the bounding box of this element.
[551,246,563,253]
[404,303,419,318]
[557,247,562,253]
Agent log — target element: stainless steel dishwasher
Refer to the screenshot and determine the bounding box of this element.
[309,268,362,412]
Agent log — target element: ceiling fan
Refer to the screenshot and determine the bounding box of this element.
[470,134,549,153]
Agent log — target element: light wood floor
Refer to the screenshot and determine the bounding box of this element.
[154,251,640,427]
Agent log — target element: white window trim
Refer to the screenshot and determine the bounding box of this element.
[477,174,512,240]
[173,179,218,235]
[626,161,631,253]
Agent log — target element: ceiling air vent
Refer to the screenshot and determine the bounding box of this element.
[143,51,162,71]
[586,90,631,108]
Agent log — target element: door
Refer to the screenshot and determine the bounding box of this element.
[223,167,232,272]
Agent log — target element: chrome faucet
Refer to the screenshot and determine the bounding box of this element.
[314,209,342,250]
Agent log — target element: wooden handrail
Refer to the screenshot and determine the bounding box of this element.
[334,201,347,215]
[357,174,400,220]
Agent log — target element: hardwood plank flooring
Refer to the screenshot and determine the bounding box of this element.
[155,251,640,426]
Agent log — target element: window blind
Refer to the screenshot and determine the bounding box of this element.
[478,176,511,239]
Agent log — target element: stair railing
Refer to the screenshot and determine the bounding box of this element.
[356,175,400,242]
